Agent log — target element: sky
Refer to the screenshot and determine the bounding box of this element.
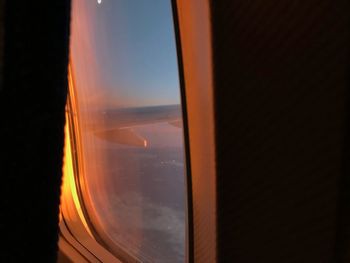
[70,0,180,108]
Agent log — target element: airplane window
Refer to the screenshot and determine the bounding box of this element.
[69,0,186,262]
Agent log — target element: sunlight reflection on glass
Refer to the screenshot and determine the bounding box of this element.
[69,0,186,262]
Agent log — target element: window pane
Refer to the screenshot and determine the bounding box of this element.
[70,0,186,262]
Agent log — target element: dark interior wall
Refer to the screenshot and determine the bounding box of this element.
[0,0,4,91]
[0,1,71,262]
[211,0,350,262]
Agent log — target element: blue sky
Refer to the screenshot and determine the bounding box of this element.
[71,0,180,108]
